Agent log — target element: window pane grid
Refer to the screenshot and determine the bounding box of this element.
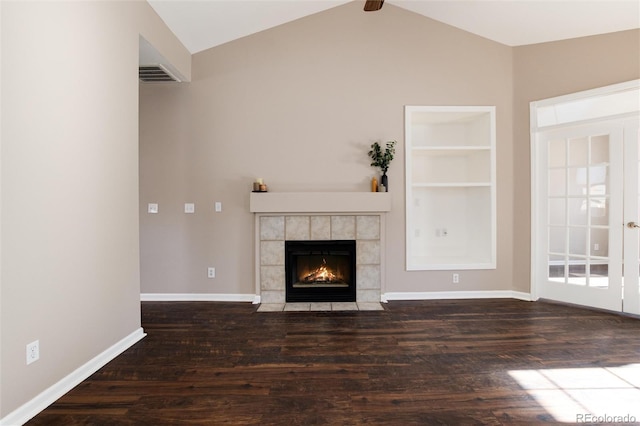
[547,135,610,288]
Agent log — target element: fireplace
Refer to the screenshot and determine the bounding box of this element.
[253,211,387,305]
[285,240,356,302]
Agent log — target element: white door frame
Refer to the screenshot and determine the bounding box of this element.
[623,121,640,314]
[530,80,640,313]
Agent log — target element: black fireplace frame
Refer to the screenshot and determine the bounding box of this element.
[285,240,356,303]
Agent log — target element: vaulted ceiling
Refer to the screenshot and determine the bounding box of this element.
[147,0,640,54]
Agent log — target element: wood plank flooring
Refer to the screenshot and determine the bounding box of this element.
[27,300,640,425]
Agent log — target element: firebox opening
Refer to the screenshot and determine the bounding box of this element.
[295,255,350,287]
[285,240,356,302]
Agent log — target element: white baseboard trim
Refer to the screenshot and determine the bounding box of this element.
[383,290,533,301]
[0,328,145,426]
[141,293,533,303]
[140,293,255,302]
[510,291,534,301]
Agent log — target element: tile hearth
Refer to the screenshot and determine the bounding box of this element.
[256,302,385,312]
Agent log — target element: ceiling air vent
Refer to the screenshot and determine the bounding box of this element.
[139,64,181,83]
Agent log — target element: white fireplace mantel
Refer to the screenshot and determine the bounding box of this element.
[250,192,391,214]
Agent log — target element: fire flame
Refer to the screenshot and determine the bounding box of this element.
[302,258,337,283]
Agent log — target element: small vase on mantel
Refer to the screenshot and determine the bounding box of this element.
[381,173,388,192]
[368,140,396,192]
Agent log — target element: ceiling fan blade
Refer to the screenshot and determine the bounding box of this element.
[364,0,384,12]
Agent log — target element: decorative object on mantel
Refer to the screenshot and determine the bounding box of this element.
[252,178,268,193]
[368,140,396,190]
[371,176,387,192]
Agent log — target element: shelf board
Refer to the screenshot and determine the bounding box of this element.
[407,262,496,271]
[412,146,491,151]
[412,183,492,188]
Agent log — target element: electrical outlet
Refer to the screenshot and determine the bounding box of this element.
[208,267,216,278]
[452,273,460,284]
[26,340,40,365]
[594,243,600,251]
[435,228,449,237]
[184,203,195,213]
[215,202,222,212]
[147,203,158,214]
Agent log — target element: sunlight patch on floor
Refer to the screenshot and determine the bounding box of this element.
[509,364,640,423]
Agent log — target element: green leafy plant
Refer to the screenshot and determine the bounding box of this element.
[368,140,397,174]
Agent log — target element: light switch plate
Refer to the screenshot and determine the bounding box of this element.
[215,202,222,212]
[184,203,195,213]
[148,203,158,214]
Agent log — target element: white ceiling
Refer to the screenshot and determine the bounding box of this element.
[147,0,640,54]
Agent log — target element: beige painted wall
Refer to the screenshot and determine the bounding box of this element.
[139,2,515,296]
[0,0,189,417]
[512,29,640,293]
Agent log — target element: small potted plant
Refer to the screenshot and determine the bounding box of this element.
[368,140,396,190]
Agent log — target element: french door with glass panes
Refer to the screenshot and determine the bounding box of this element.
[534,120,640,315]
[622,120,640,315]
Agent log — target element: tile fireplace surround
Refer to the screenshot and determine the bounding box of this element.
[250,192,391,304]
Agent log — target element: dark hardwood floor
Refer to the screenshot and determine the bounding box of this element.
[27,300,640,425]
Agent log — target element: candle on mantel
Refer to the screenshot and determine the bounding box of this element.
[256,178,263,184]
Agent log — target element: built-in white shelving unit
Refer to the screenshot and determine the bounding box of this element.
[405,106,496,270]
